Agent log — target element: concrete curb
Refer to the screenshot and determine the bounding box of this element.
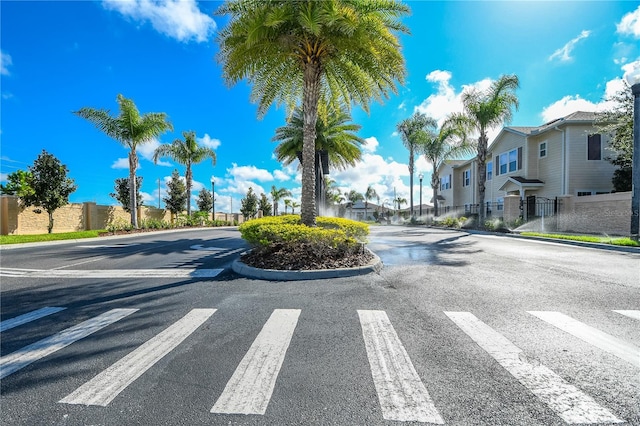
[232,248,383,281]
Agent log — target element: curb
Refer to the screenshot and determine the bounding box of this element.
[232,248,383,281]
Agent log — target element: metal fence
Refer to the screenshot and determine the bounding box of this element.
[440,202,503,219]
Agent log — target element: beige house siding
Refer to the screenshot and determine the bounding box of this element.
[436,162,456,209]
[529,132,563,198]
[486,131,526,202]
[565,126,616,196]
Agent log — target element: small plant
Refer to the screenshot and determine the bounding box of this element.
[106,218,134,233]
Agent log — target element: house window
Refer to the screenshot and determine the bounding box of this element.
[588,134,601,160]
[440,174,451,191]
[463,169,470,187]
[498,148,520,174]
[577,191,593,197]
[487,161,493,180]
[539,142,547,158]
[496,197,504,211]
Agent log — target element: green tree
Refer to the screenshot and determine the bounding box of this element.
[291,201,300,214]
[164,169,187,216]
[240,187,259,219]
[397,112,438,218]
[74,94,173,228]
[197,188,213,214]
[364,185,378,221]
[0,170,34,198]
[284,199,292,214]
[458,74,519,225]
[153,130,217,216]
[595,81,633,191]
[21,150,77,233]
[324,177,343,211]
[110,177,143,213]
[216,0,409,226]
[270,185,292,216]
[259,193,273,216]
[346,189,364,219]
[419,115,475,217]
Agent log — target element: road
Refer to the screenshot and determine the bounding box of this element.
[1,226,638,425]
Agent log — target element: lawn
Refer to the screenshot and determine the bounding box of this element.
[519,232,639,247]
[0,230,104,245]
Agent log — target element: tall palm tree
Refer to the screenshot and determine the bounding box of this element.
[364,185,378,221]
[284,199,292,214]
[153,130,217,216]
[397,113,437,219]
[291,201,300,214]
[74,94,173,228]
[419,115,475,217]
[346,189,364,220]
[458,74,519,225]
[270,185,292,216]
[216,0,409,226]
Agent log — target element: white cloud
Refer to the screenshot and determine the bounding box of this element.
[102,0,216,43]
[548,30,591,62]
[140,191,155,204]
[622,59,640,85]
[273,169,291,181]
[228,163,274,182]
[617,5,640,38]
[198,133,221,150]
[363,136,379,153]
[138,138,172,166]
[1,50,12,75]
[0,172,8,182]
[111,158,129,169]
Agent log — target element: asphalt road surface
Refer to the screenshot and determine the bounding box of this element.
[1,226,638,426]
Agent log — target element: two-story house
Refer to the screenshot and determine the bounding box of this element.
[436,111,617,218]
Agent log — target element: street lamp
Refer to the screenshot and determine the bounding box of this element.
[624,62,640,241]
[211,178,215,223]
[419,173,424,218]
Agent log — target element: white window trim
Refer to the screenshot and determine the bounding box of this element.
[539,141,547,159]
[498,148,518,175]
[463,169,470,187]
[487,161,493,181]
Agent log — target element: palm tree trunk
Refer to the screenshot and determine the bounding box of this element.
[408,150,414,218]
[301,62,321,227]
[431,173,439,217]
[476,131,488,226]
[128,150,139,229]
[186,165,192,216]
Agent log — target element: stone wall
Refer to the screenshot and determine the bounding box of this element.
[557,192,632,236]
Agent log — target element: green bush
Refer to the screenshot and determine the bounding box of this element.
[106,218,134,233]
[433,216,467,229]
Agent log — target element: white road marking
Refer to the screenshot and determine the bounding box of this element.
[60,309,216,406]
[613,310,640,321]
[358,310,444,424]
[211,309,301,415]
[189,244,224,251]
[0,309,137,380]
[0,268,40,277]
[445,311,623,424]
[0,268,223,278]
[528,311,639,367]
[0,307,66,333]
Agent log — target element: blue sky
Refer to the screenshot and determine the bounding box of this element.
[2,1,639,214]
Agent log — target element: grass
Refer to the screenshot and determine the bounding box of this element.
[0,230,105,245]
[519,232,639,247]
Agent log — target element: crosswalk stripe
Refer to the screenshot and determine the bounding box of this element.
[0,269,224,278]
[613,310,640,321]
[211,309,301,415]
[528,311,640,367]
[445,311,623,424]
[0,307,66,333]
[358,310,444,424]
[0,309,138,380]
[59,309,216,406]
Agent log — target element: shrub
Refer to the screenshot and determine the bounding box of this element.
[106,218,133,232]
[433,216,466,229]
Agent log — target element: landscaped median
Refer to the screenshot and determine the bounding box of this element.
[234,215,382,280]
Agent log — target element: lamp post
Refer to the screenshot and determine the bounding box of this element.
[624,62,640,241]
[211,178,215,222]
[419,173,424,218]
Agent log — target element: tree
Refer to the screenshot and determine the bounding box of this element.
[284,199,292,214]
[419,115,475,217]
[364,185,378,221]
[216,0,409,226]
[197,188,213,214]
[259,193,273,217]
[324,177,343,211]
[75,94,173,228]
[291,201,300,214]
[394,196,407,217]
[110,177,143,213]
[595,81,633,191]
[21,150,77,233]
[164,170,187,216]
[270,185,292,216]
[0,170,34,198]
[153,130,217,216]
[346,189,364,219]
[397,113,437,218]
[240,187,259,219]
[458,74,519,225]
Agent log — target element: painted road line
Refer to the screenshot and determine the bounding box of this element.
[0,268,224,279]
[613,310,640,321]
[60,309,216,406]
[0,268,40,277]
[358,310,444,424]
[0,307,66,333]
[0,309,137,380]
[211,309,301,415]
[445,312,623,424]
[528,311,639,367]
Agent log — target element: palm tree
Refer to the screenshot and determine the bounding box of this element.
[153,130,217,216]
[397,113,437,219]
[394,196,407,218]
[419,115,475,217]
[346,189,364,220]
[216,0,409,226]
[284,199,292,214]
[364,185,378,221]
[270,185,292,216]
[458,74,519,225]
[74,94,173,228]
[291,201,300,214]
